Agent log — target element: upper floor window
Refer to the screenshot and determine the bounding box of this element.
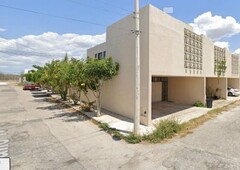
[95,51,106,60]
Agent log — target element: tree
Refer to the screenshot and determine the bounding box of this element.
[53,54,72,101]
[68,58,84,104]
[83,57,119,116]
[216,60,227,86]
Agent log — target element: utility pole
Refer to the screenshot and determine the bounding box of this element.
[133,0,140,134]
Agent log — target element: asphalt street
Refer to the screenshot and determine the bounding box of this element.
[1,82,240,170]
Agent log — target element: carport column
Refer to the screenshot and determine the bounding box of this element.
[203,77,206,105]
[222,78,228,99]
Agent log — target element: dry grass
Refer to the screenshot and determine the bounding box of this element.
[179,100,240,137]
[93,100,240,144]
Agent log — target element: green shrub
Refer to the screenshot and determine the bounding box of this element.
[145,119,183,143]
[124,133,142,144]
[99,123,110,131]
[194,101,204,107]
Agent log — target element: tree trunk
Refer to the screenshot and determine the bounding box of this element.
[96,90,102,117]
[96,97,101,117]
[61,87,68,101]
[84,92,90,104]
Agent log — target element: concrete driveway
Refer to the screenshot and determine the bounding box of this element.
[1,82,240,170]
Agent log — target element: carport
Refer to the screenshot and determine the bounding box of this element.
[151,76,205,120]
[206,77,227,99]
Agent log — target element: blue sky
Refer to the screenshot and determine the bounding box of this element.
[0,0,240,73]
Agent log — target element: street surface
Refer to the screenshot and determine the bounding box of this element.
[1,82,240,170]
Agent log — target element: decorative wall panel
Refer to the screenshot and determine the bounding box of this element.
[184,28,203,74]
[214,46,226,75]
[231,54,239,75]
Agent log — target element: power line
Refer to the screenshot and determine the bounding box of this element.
[66,0,129,16]
[0,4,134,33]
[0,4,106,27]
[91,0,131,13]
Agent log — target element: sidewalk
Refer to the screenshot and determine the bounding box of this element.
[51,93,240,136]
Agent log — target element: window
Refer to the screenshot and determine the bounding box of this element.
[95,51,107,60]
[98,52,102,60]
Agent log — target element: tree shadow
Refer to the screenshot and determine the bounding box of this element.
[47,111,89,122]
[33,98,47,102]
[36,103,66,110]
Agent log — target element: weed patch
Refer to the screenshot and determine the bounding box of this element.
[97,100,240,144]
[194,101,205,107]
[143,119,183,143]
[124,133,142,144]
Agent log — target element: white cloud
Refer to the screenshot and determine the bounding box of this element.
[234,48,240,54]
[214,41,229,49]
[0,32,106,74]
[190,12,240,40]
[0,27,6,32]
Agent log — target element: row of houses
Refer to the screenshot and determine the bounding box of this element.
[86,5,240,126]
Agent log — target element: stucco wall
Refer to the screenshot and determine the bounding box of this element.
[80,90,96,104]
[202,36,215,77]
[86,4,239,126]
[225,50,232,77]
[86,5,151,125]
[168,77,205,104]
[228,78,240,89]
[148,5,195,77]
[87,42,106,58]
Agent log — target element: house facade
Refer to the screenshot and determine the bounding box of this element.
[86,5,240,126]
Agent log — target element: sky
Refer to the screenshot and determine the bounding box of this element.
[0,0,240,74]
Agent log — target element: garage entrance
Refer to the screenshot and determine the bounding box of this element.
[152,77,168,102]
[151,76,205,120]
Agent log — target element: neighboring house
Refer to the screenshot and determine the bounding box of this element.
[19,69,32,83]
[86,4,240,126]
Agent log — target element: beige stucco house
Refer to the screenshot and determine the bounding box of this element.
[86,4,240,126]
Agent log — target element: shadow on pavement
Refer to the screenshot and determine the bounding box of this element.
[36,104,66,110]
[47,111,89,122]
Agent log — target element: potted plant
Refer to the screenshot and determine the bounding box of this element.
[206,86,214,108]
[214,88,221,99]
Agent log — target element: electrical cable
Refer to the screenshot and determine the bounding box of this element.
[0,4,106,27]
